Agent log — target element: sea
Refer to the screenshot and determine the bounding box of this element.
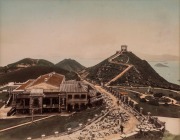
[158,117,180,135]
[148,61,180,85]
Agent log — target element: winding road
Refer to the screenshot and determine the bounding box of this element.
[106,51,133,86]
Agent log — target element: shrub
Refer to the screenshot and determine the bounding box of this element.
[148,100,159,106]
[174,96,180,101]
[140,98,146,102]
[164,102,169,106]
[169,93,173,98]
[153,93,164,98]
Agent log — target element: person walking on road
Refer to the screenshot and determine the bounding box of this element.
[120,124,124,133]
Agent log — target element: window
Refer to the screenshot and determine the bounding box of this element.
[68,95,72,99]
[81,94,86,99]
[33,98,39,107]
[74,95,80,99]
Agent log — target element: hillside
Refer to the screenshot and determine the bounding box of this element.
[80,51,180,90]
[83,57,127,83]
[0,66,78,85]
[56,59,85,72]
[0,58,54,74]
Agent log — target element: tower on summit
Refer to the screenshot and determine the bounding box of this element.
[121,45,127,52]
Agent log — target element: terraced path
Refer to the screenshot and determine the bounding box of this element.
[106,51,133,86]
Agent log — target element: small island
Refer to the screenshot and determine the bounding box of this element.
[155,63,169,67]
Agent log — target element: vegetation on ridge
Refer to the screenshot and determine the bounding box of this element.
[0,66,78,85]
[56,58,85,72]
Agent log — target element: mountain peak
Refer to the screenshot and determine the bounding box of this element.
[80,50,180,90]
[0,58,54,74]
[56,59,85,72]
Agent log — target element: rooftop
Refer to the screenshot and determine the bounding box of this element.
[14,72,65,91]
[59,81,88,93]
[16,80,34,90]
[28,72,65,88]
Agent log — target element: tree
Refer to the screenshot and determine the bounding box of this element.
[169,93,173,98]
[153,93,164,98]
[148,100,159,106]
[140,98,146,102]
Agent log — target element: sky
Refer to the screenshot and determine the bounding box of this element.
[0,0,179,67]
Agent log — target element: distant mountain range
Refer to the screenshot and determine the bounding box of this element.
[0,58,54,74]
[0,54,179,90]
[0,58,84,85]
[0,58,85,74]
[55,59,85,72]
[0,66,78,85]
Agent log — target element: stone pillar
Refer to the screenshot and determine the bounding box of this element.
[123,96,126,102]
[140,107,143,114]
[147,112,151,120]
[121,96,123,102]
[79,103,81,110]
[62,98,65,105]
[50,98,53,107]
[58,96,61,112]
[30,97,33,109]
[23,99,25,108]
[39,97,43,114]
[72,104,74,110]
[133,103,135,109]
[12,93,15,101]
[127,99,129,105]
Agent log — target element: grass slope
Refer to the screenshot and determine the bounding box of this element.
[83,51,180,90]
[111,52,180,90]
[0,106,104,140]
[56,59,85,72]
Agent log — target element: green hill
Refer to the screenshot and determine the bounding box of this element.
[0,66,78,85]
[56,59,85,72]
[0,58,54,74]
[81,51,180,90]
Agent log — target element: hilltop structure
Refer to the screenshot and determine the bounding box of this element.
[121,45,128,52]
[9,72,100,115]
[81,46,180,90]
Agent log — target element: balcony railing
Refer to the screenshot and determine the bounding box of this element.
[42,104,59,108]
[16,104,29,109]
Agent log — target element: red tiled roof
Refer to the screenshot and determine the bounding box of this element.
[120,92,128,95]
[46,73,64,87]
[29,72,64,88]
[15,72,65,91]
[16,80,34,90]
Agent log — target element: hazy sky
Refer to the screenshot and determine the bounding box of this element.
[0,0,179,67]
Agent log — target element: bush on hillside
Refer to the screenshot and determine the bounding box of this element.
[148,100,159,106]
[153,93,164,98]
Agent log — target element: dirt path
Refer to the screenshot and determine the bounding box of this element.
[106,51,133,86]
[40,85,139,140]
[95,86,139,134]
[106,65,133,86]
